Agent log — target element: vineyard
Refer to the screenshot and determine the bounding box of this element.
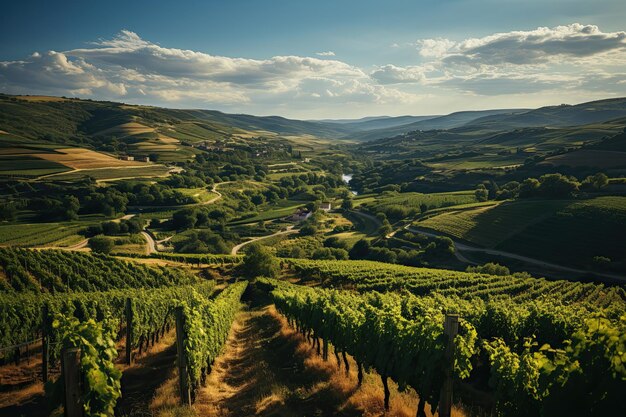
[260,277,626,417]
[0,249,248,416]
[0,248,199,293]
[0,251,624,416]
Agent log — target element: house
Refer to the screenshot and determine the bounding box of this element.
[290,208,312,222]
[320,202,332,212]
[303,158,311,163]
[119,155,134,161]
[137,156,150,162]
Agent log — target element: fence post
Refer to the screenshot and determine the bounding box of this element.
[439,314,459,417]
[62,347,82,417]
[42,305,49,382]
[175,307,191,406]
[125,298,133,365]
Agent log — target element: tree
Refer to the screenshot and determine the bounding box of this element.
[475,184,489,202]
[538,174,579,198]
[349,239,371,260]
[299,224,318,236]
[341,197,354,210]
[466,262,510,276]
[241,243,279,278]
[0,202,17,222]
[63,195,80,220]
[378,219,393,237]
[519,178,540,198]
[582,173,609,190]
[89,236,114,254]
[324,236,349,250]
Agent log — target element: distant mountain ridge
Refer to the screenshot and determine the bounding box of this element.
[1,94,626,147]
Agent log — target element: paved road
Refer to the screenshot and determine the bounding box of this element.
[406,225,626,282]
[230,226,297,255]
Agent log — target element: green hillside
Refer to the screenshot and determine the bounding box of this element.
[416,196,626,269]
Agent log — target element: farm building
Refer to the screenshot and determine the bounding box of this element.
[119,155,134,161]
[137,156,150,162]
[320,202,332,212]
[290,208,312,222]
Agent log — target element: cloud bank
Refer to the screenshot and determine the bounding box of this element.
[0,24,625,116]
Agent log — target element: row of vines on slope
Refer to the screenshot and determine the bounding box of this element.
[260,278,626,417]
[179,281,248,402]
[0,281,216,362]
[260,278,477,416]
[44,282,247,416]
[0,248,198,294]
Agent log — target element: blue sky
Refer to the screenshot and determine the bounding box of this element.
[1,0,625,118]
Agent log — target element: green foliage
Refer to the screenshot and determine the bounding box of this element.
[241,243,279,278]
[262,278,477,412]
[89,236,114,254]
[180,282,247,393]
[466,263,511,276]
[50,314,122,417]
[0,248,198,294]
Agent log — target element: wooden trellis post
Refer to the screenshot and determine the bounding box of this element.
[42,305,49,382]
[62,347,82,417]
[175,307,191,406]
[439,314,459,417]
[125,298,133,365]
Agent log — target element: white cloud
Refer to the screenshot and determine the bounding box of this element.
[0,24,625,117]
[0,30,404,110]
[370,64,426,84]
[416,38,456,58]
[384,23,626,96]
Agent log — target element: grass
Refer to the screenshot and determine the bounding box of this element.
[416,196,626,268]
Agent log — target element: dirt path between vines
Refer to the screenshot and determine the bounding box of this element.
[194,305,365,417]
[191,304,460,417]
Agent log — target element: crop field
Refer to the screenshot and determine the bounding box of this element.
[230,202,303,224]
[541,149,626,168]
[361,190,478,221]
[0,155,71,177]
[0,222,88,247]
[498,196,626,266]
[425,153,527,169]
[32,147,144,170]
[48,164,172,181]
[416,199,570,247]
[416,197,626,268]
[94,121,156,137]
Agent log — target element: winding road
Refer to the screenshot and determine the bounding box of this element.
[406,225,626,282]
[230,226,297,255]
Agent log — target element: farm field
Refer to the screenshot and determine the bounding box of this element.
[0,155,71,177]
[1,83,626,417]
[541,149,626,168]
[416,197,626,268]
[47,165,172,181]
[0,222,89,247]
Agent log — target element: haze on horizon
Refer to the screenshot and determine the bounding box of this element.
[1,0,625,119]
